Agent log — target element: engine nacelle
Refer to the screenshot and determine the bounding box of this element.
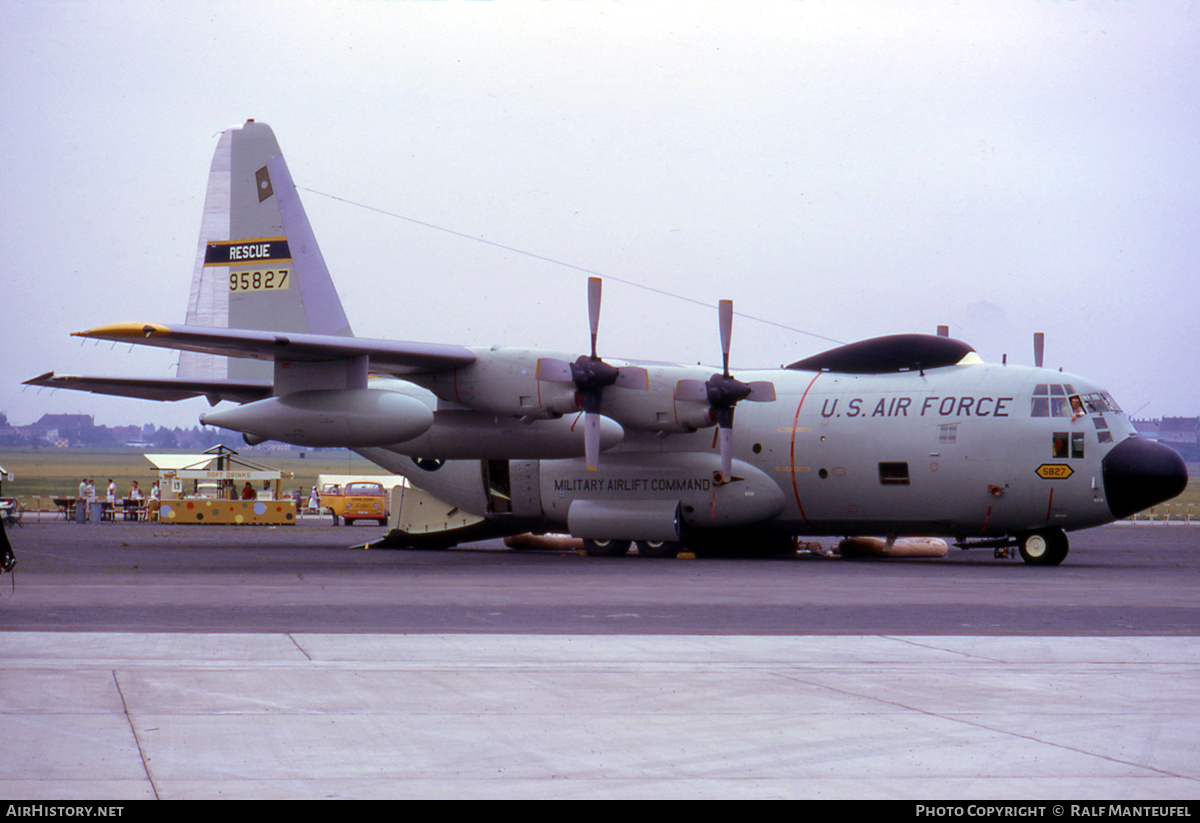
[419,348,578,420]
[419,350,717,431]
[200,388,434,448]
[598,379,714,433]
[384,409,624,460]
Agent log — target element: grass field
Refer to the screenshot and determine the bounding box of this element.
[0,447,392,502]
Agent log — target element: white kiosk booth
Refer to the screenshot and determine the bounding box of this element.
[144,445,297,525]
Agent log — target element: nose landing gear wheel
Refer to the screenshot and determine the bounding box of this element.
[1018,529,1069,566]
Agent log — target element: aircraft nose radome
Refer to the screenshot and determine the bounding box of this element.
[1102,437,1189,520]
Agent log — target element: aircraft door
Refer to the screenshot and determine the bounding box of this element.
[482,459,541,518]
[958,422,1026,534]
[482,460,511,514]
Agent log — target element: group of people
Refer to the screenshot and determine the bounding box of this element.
[77,478,159,503]
[75,478,160,522]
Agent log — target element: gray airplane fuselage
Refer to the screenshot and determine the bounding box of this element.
[357,352,1165,543]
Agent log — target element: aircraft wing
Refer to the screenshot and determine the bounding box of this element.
[23,372,273,404]
[69,323,478,376]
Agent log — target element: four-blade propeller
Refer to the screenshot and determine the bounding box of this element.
[537,277,647,469]
[676,300,775,482]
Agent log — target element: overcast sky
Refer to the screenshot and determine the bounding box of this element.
[3,0,1197,429]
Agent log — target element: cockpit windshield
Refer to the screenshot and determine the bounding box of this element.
[1030,383,1122,418]
[1080,392,1122,414]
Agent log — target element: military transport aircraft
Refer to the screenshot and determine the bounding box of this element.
[26,120,1188,565]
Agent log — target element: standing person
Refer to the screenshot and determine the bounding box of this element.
[241,482,256,500]
[106,479,117,521]
[307,486,319,514]
[129,481,144,522]
[84,479,97,522]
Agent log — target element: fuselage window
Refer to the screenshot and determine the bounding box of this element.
[1072,432,1085,458]
[1052,431,1086,458]
[1093,416,1114,443]
[878,462,910,485]
[1053,432,1069,458]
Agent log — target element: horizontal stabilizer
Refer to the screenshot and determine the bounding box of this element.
[23,372,271,404]
[72,323,477,376]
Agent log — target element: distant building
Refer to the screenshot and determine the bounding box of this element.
[1133,416,1199,461]
[1158,417,1199,446]
[21,413,96,446]
[111,425,141,445]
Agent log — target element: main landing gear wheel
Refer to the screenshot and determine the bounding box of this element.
[582,539,631,557]
[1017,528,1069,566]
[636,540,681,559]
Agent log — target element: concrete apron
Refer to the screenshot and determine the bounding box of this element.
[1,633,1197,799]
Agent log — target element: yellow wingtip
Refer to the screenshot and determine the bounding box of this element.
[72,322,173,339]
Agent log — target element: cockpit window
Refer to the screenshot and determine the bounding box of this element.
[1032,384,1075,417]
[1032,384,1117,417]
[1081,392,1122,414]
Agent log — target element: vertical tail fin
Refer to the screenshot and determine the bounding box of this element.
[178,120,352,380]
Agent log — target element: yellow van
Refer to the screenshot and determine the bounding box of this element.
[324,480,388,526]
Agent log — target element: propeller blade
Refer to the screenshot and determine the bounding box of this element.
[745,381,776,402]
[588,277,602,359]
[536,357,575,383]
[675,379,709,403]
[717,424,734,480]
[1034,332,1045,368]
[719,299,733,376]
